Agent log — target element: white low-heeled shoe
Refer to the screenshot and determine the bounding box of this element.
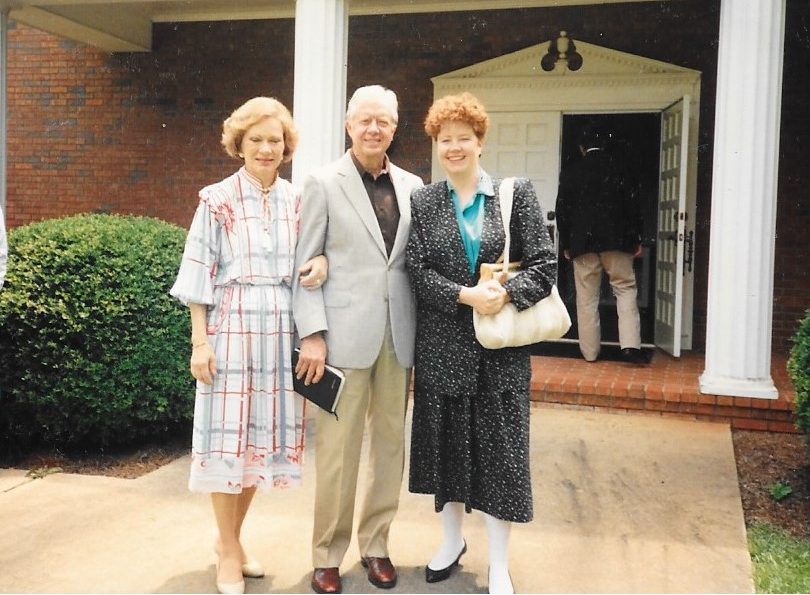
[214,542,265,578]
[216,561,246,594]
[216,578,245,595]
[240,558,265,578]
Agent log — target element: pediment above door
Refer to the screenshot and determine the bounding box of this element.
[430,36,702,154]
[432,37,700,100]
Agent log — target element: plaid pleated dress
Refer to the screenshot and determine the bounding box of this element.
[171,167,306,493]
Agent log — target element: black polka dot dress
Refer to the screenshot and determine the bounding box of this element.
[405,178,557,523]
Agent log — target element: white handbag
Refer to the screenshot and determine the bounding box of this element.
[473,178,572,349]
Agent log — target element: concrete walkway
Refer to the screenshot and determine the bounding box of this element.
[0,405,753,594]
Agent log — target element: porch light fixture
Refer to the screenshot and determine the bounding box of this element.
[541,31,583,72]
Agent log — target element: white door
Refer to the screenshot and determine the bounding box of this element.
[479,111,561,234]
[655,97,690,356]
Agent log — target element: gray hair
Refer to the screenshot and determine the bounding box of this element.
[346,85,399,125]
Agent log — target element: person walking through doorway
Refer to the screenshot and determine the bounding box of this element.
[555,124,647,364]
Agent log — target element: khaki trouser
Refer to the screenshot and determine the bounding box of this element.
[573,251,641,361]
[311,320,409,568]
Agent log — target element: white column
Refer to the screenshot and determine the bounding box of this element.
[1,9,8,211]
[699,0,785,399]
[291,0,348,184]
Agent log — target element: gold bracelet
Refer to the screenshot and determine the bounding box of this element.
[192,340,208,349]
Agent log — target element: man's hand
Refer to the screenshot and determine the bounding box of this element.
[296,333,327,385]
[563,249,571,260]
[191,343,217,385]
[633,244,643,258]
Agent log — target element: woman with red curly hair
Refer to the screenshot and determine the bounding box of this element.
[406,93,557,594]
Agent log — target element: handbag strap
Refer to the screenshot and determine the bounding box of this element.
[497,177,515,275]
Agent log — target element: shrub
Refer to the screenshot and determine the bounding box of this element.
[788,308,810,440]
[0,214,194,454]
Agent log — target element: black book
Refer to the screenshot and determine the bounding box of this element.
[291,348,346,418]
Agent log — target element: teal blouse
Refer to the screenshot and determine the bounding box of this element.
[448,171,495,274]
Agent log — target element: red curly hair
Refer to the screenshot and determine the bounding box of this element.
[424,92,490,140]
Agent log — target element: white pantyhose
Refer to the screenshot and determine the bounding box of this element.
[484,513,514,595]
[428,502,466,570]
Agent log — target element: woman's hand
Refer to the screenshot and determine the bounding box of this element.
[190,342,217,385]
[299,255,328,289]
[459,280,510,315]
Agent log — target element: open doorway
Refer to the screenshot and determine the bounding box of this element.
[554,113,661,347]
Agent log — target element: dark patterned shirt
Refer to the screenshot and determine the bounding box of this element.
[352,152,400,256]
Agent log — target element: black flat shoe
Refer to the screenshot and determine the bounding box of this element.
[425,541,467,583]
[621,347,648,364]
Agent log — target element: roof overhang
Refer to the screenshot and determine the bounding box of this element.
[1,0,668,52]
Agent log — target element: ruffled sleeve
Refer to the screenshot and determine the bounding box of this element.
[170,188,221,306]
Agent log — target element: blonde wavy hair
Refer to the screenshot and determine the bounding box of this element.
[221,97,299,163]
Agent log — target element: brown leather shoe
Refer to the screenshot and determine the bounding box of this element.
[360,557,397,589]
[311,567,342,594]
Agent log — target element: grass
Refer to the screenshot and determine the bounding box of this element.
[748,522,810,593]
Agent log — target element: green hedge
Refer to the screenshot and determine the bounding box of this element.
[788,309,810,440]
[0,214,194,455]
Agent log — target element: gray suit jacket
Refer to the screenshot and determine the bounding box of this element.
[293,151,424,369]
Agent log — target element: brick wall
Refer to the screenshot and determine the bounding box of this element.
[773,0,810,352]
[5,0,809,352]
[6,19,296,228]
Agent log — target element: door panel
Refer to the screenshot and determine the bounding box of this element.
[481,112,561,227]
[655,97,690,356]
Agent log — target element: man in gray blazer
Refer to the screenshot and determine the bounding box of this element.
[293,85,423,595]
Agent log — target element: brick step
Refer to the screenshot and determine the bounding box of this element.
[530,352,798,433]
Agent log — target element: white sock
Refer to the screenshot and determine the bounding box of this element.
[428,502,466,570]
[484,513,514,594]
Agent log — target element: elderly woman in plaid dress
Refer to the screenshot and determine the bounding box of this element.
[171,97,326,595]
